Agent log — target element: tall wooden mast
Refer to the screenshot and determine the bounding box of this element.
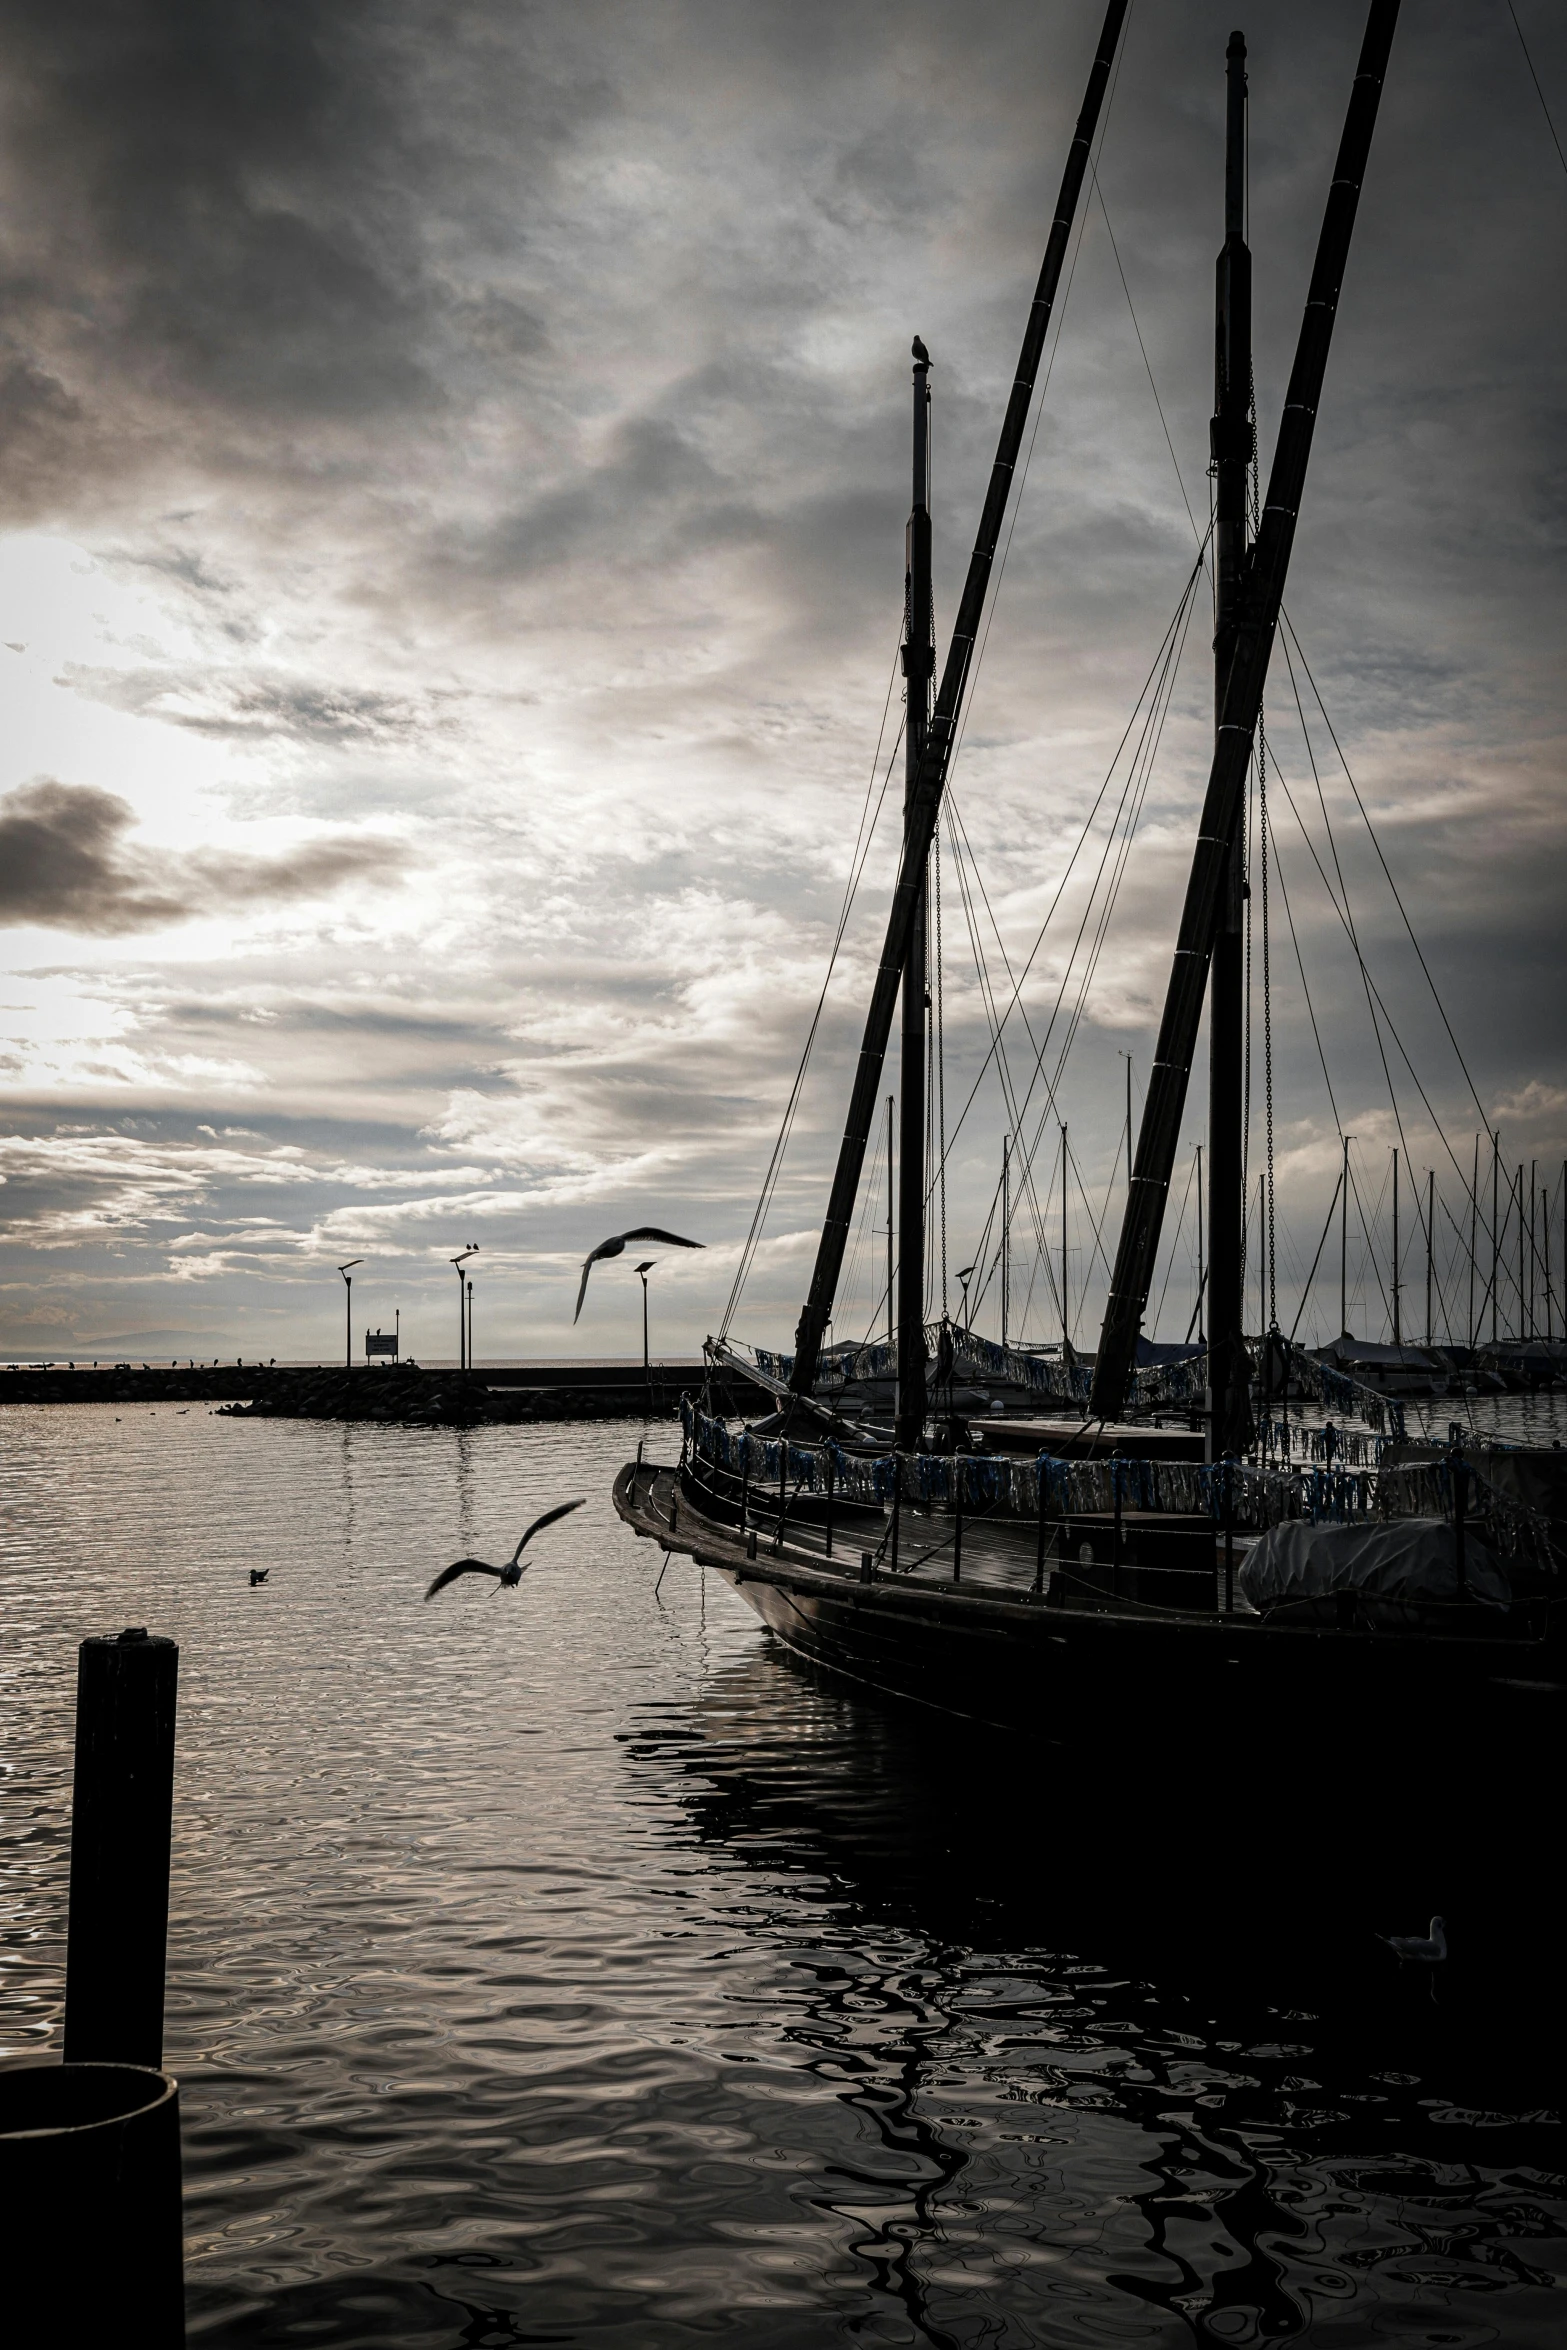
[787,0,1131,1402]
[1208,29,1253,1460]
[895,344,934,1449]
[1090,0,1402,1421]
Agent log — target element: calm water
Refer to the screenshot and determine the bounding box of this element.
[2,1404,1564,2347]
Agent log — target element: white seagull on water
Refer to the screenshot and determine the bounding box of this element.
[1377,1915,1447,1965]
[424,1499,586,1599]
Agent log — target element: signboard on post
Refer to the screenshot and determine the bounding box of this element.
[365,1313,399,1362]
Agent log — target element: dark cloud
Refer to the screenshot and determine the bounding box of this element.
[0,778,404,933]
[0,0,1563,1358]
[60,665,446,745]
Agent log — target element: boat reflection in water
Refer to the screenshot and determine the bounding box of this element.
[619,1610,1564,2348]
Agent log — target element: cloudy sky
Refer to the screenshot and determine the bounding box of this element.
[1,0,1563,1366]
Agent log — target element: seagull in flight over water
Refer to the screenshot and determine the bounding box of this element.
[424,1499,586,1599]
[573,1227,702,1322]
[1377,1915,1447,1965]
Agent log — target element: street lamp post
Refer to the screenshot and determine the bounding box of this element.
[450,1245,478,1371]
[338,1260,363,1370]
[635,1260,655,1401]
[956,1264,975,1334]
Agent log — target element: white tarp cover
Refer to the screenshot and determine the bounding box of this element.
[1239,1517,1510,1612]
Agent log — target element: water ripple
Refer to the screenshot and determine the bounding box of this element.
[2,1405,1564,2345]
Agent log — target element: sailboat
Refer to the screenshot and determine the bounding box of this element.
[614,0,1565,1741]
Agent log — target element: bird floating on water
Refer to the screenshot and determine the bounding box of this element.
[1377,1915,1446,1965]
[425,1498,586,1599]
[249,1569,269,1586]
[573,1227,702,1322]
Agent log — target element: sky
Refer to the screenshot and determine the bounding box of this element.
[1,0,1564,1368]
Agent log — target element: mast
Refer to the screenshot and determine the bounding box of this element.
[1469,1134,1478,1348]
[787,0,1131,1402]
[1425,1168,1434,1348]
[1545,1180,1553,1344]
[1061,1123,1070,1360]
[1196,1144,1206,1343]
[1340,1133,1351,1336]
[1491,1131,1499,1343]
[1089,0,1403,1420]
[896,344,934,1446]
[1208,26,1253,1458]
[1529,1157,1537,1338]
[1391,1145,1400,1344]
[885,1095,895,1348]
[1001,1135,1011,1350]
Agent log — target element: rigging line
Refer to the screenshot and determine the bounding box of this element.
[1268,698,1484,1217]
[1288,1170,1345,1345]
[941,791,1072,1283]
[1090,163,1203,547]
[1263,799,1341,1134]
[1009,554,1203,1208]
[719,686,906,1337]
[1065,1128,1117,1291]
[1438,1185,1502,1330]
[1150,1144,1198,1338]
[1260,715,1277,1332]
[935,827,948,1318]
[1347,1155,1396,1335]
[944,811,1063,1323]
[1046,576,1193,1085]
[944,20,1134,792]
[950,548,1207,1207]
[1280,610,1494,1138]
[922,548,1206,1207]
[1273,643,1430,1221]
[1505,0,1567,182]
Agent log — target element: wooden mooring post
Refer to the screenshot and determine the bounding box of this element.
[64,1630,179,2068]
[0,1627,185,2341]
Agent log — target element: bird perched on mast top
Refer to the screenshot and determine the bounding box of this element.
[574,1226,702,1323]
[912,334,930,366]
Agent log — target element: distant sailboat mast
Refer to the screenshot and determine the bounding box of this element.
[896,341,934,1447]
[1209,28,1252,1459]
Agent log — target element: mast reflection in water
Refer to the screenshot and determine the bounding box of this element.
[2,1409,1562,2346]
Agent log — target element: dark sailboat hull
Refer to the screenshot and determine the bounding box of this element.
[614,1460,1565,1752]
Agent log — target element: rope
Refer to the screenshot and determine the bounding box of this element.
[717,658,905,1340]
[1090,164,1204,550]
[1280,611,1494,1144]
[1505,0,1567,184]
[1260,711,1277,1334]
[935,826,947,1318]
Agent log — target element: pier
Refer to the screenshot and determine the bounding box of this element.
[0,1357,771,1420]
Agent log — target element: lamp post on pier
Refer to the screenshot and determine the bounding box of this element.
[635,1260,656,1402]
[450,1245,478,1371]
[337,1261,363,1371]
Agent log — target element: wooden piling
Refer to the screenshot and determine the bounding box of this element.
[63,1630,179,2070]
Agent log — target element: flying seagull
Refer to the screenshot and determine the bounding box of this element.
[574,1227,702,1323]
[424,1498,587,1599]
[1377,1915,1447,1965]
